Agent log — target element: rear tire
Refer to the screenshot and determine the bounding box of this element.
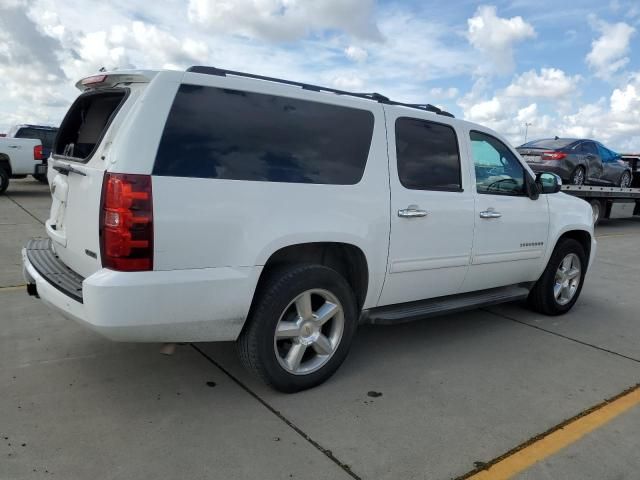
[589,200,602,226]
[0,167,9,194]
[33,174,48,184]
[569,166,585,185]
[237,264,358,393]
[528,238,587,316]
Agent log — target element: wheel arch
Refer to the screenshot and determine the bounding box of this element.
[0,153,12,176]
[254,242,370,311]
[555,229,592,262]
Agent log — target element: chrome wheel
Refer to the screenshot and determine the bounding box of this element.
[554,253,581,305]
[571,167,585,185]
[620,172,631,188]
[274,289,344,375]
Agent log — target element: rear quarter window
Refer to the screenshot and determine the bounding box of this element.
[153,85,375,184]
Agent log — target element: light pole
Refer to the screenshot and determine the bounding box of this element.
[524,122,533,143]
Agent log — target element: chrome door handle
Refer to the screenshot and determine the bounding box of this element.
[398,207,428,218]
[479,208,502,219]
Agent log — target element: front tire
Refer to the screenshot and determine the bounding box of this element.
[619,171,631,188]
[0,167,9,194]
[590,199,602,226]
[528,238,587,315]
[237,264,358,392]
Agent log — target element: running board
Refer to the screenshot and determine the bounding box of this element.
[361,285,531,325]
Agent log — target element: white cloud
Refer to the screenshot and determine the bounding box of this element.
[504,68,580,98]
[332,74,364,90]
[345,45,368,63]
[586,19,635,79]
[429,87,459,100]
[187,0,382,42]
[467,5,536,75]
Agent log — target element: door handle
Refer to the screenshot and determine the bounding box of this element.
[8,145,19,149]
[479,208,502,219]
[398,206,428,218]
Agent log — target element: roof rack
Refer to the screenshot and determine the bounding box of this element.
[186,66,455,118]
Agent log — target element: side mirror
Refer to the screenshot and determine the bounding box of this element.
[536,172,562,194]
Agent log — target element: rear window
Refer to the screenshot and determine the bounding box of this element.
[54,89,128,161]
[15,128,58,149]
[520,138,575,150]
[153,85,375,184]
[395,117,462,191]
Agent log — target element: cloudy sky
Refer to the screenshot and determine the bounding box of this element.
[1,0,639,150]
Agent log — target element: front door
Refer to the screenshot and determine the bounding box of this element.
[461,129,549,293]
[379,114,474,306]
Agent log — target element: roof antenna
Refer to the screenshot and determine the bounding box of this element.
[99,67,106,72]
[554,135,559,140]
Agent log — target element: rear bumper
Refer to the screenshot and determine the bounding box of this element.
[23,239,261,342]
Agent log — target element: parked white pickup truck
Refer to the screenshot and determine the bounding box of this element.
[0,135,46,193]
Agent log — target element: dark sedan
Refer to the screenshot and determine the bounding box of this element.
[517,138,632,187]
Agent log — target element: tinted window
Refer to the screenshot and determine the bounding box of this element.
[471,131,526,195]
[580,142,599,155]
[154,85,375,184]
[15,128,57,149]
[520,138,575,150]
[395,117,461,191]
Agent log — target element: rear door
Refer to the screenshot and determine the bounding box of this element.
[47,87,139,277]
[379,113,474,306]
[597,143,623,185]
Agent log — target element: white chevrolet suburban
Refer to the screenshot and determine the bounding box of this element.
[23,68,596,392]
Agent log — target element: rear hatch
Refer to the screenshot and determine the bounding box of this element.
[47,74,151,278]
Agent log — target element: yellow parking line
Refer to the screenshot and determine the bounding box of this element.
[0,284,26,292]
[595,233,630,238]
[466,385,640,480]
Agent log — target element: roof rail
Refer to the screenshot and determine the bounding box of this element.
[186,66,455,118]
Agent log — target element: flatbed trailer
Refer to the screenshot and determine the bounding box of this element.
[562,185,640,225]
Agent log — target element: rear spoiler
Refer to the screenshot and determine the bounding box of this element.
[75,71,156,91]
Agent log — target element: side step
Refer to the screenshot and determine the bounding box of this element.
[362,285,531,325]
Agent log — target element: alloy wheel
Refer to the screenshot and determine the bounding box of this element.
[620,172,631,188]
[274,289,345,375]
[554,253,581,305]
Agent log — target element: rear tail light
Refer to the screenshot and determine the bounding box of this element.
[99,173,153,271]
[541,151,567,160]
[33,145,43,160]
